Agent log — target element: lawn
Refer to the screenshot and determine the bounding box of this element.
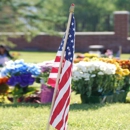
[12,51,56,63]
[12,51,130,63]
[121,54,130,60]
[0,94,130,130]
[0,51,130,130]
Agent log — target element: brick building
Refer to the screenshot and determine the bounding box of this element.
[9,11,130,53]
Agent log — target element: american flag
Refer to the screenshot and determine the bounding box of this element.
[47,14,75,130]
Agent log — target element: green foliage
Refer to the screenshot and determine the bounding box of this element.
[72,74,125,98]
[12,85,37,100]
[0,0,65,32]
[0,0,66,46]
[115,0,130,11]
[62,0,116,31]
[122,76,130,91]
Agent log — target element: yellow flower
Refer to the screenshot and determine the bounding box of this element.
[122,69,130,76]
[83,58,90,62]
[90,57,99,61]
[84,53,98,58]
[116,69,123,76]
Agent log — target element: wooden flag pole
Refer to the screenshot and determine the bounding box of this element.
[46,4,75,130]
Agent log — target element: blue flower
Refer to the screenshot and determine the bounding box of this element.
[1,59,41,87]
[27,64,41,76]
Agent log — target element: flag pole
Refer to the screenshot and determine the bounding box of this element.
[46,3,75,130]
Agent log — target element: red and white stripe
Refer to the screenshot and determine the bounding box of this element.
[49,60,72,130]
[47,51,62,87]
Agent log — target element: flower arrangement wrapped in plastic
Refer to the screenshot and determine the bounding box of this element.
[36,61,54,103]
[1,59,41,102]
[71,60,128,98]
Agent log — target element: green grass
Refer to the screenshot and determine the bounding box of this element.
[15,51,56,63]
[0,93,130,130]
[12,51,130,63]
[121,54,130,59]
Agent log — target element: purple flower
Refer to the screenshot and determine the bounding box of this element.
[28,77,35,85]
[19,73,35,87]
[41,66,52,73]
[15,75,22,84]
[7,73,35,88]
[7,76,17,86]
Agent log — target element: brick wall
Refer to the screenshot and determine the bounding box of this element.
[9,11,130,53]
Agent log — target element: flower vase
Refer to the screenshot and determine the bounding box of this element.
[40,84,54,103]
[80,94,102,103]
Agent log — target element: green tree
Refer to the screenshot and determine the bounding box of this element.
[115,0,130,11]
[0,0,65,46]
[62,0,116,31]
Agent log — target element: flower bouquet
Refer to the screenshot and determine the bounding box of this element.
[37,61,54,103]
[1,59,41,102]
[72,60,127,103]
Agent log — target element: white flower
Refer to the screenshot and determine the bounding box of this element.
[72,60,116,81]
[91,74,96,77]
[84,78,90,81]
[98,71,104,75]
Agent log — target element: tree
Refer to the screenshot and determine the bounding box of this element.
[115,0,130,11]
[0,0,65,46]
[62,0,116,31]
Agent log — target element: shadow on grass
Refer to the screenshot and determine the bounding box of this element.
[70,101,130,111]
[1,100,128,110]
[0,103,51,108]
[0,102,107,110]
[70,103,108,111]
